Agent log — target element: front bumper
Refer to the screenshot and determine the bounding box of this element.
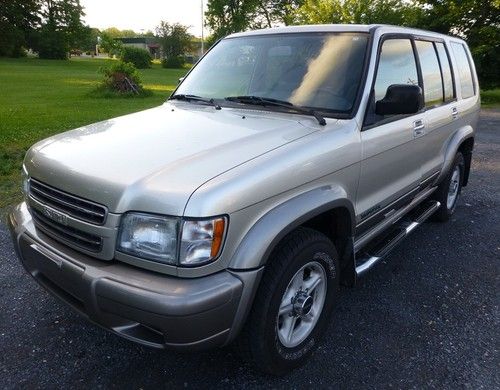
[8,203,261,350]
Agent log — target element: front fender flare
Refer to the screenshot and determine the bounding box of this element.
[229,185,355,270]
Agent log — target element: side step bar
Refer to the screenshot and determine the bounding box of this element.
[355,200,440,277]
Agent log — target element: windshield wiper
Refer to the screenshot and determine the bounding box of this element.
[170,94,221,110]
[225,95,326,126]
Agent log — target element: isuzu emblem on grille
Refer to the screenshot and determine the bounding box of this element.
[41,206,68,226]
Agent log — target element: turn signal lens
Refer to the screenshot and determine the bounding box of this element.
[211,218,226,257]
[179,217,227,266]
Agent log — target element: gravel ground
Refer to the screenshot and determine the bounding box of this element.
[0,110,499,389]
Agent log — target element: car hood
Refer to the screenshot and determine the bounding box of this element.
[25,102,320,215]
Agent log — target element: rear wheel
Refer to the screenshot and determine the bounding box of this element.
[237,227,339,375]
[432,152,464,222]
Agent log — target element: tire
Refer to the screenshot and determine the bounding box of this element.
[432,152,465,222]
[237,227,340,375]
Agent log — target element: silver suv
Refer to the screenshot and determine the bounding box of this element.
[8,24,480,374]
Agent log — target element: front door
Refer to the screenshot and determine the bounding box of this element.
[356,37,425,233]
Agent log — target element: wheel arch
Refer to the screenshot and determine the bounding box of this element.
[226,186,356,344]
[435,125,475,187]
[229,186,356,285]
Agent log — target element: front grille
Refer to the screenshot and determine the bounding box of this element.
[29,179,107,225]
[31,208,103,252]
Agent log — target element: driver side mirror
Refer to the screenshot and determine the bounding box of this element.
[178,77,185,84]
[375,84,423,116]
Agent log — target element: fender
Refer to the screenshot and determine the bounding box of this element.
[229,185,356,270]
[435,124,474,185]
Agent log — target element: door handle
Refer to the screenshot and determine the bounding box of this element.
[451,107,459,120]
[413,119,425,137]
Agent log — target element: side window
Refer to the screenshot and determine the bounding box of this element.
[451,42,475,99]
[415,40,444,107]
[435,42,454,101]
[374,38,419,102]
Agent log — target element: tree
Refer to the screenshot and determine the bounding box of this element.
[205,0,258,41]
[293,0,422,25]
[0,0,41,57]
[205,0,304,41]
[98,31,123,56]
[155,21,193,58]
[101,27,138,38]
[254,0,305,27]
[76,26,99,53]
[416,0,500,88]
[34,0,87,59]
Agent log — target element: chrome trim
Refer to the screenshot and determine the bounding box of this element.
[405,221,419,234]
[355,201,440,276]
[27,195,119,260]
[29,179,107,225]
[354,186,437,252]
[420,171,440,189]
[31,208,103,252]
[355,256,380,276]
[356,186,420,229]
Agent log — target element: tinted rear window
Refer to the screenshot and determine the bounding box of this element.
[435,43,454,101]
[451,42,475,99]
[415,40,443,107]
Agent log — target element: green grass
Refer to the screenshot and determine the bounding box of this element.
[481,88,500,108]
[0,57,187,209]
[1,56,496,210]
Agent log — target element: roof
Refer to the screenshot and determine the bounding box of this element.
[226,24,459,42]
[228,24,373,38]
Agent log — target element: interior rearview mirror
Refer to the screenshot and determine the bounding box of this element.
[375,84,424,116]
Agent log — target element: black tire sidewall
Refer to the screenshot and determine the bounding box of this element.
[433,152,465,221]
[447,154,464,213]
[443,153,465,215]
[260,237,339,373]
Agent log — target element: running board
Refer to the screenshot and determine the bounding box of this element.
[355,200,440,277]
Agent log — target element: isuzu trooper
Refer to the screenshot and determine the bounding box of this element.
[9,24,480,374]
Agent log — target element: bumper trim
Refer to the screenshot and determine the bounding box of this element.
[8,204,249,350]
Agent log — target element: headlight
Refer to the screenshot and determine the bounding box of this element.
[117,213,179,264]
[179,217,226,266]
[117,213,227,267]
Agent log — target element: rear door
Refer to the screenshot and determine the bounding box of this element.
[413,39,458,182]
[357,36,425,233]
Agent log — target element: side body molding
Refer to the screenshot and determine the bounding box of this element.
[435,124,474,185]
[229,185,356,270]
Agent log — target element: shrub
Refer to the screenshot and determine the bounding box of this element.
[162,56,185,69]
[98,61,147,96]
[120,46,151,69]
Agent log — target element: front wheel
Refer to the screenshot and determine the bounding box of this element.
[432,152,465,222]
[237,227,339,375]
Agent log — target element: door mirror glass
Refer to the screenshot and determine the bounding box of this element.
[375,84,424,116]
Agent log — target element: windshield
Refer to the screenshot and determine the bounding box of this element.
[175,33,369,114]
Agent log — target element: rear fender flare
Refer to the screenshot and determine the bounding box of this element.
[435,125,474,185]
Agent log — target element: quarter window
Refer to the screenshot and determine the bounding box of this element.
[435,42,454,101]
[451,42,475,98]
[374,39,419,102]
[415,40,444,107]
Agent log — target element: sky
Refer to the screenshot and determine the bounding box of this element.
[80,0,207,37]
